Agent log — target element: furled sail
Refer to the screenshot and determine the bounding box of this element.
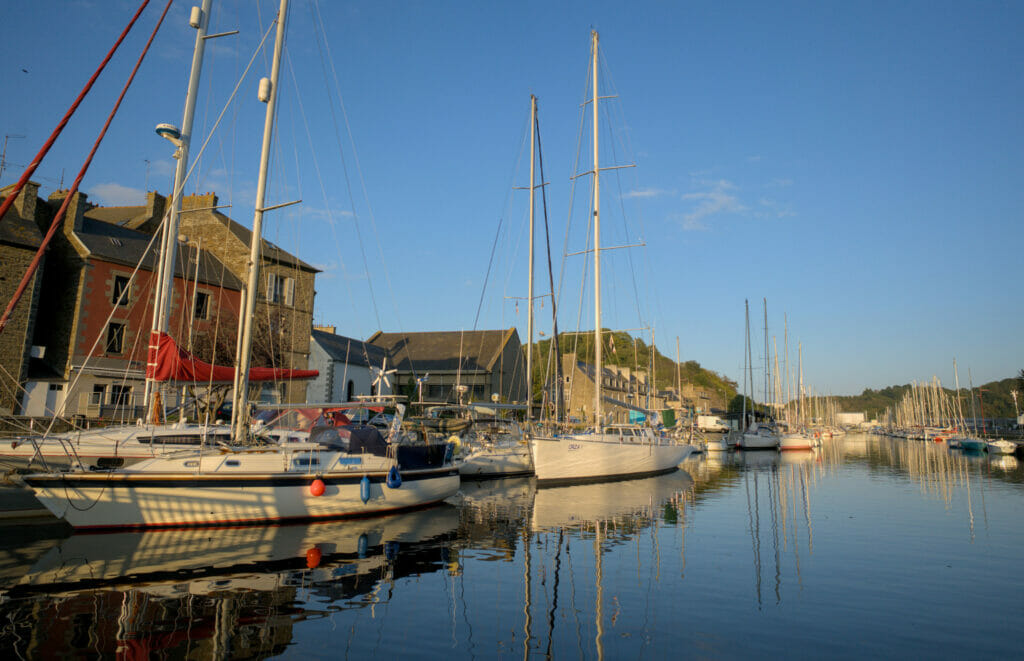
[146,330,318,383]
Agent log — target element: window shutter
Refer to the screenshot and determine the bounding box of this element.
[266,273,276,301]
[284,277,295,306]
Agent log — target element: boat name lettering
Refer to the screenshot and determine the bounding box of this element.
[337,457,362,465]
[568,443,582,451]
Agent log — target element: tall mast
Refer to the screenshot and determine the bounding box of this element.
[526,95,537,421]
[798,342,804,427]
[232,0,289,442]
[676,336,682,417]
[784,314,790,424]
[591,30,602,430]
[763,298,769,418]
[742,299,749,432]
[145,0,214,417]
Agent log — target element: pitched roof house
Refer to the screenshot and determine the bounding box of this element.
[367,329,526,403]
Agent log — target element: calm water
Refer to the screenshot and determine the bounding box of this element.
[1,433,1022,659]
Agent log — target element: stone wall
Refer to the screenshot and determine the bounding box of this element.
[178,193,316,403]
[0,244,39,413]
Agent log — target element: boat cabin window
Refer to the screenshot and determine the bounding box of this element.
[293,456,320,468]
[138,433,231,445]
[225,459,240,467]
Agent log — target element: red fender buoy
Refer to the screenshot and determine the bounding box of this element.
[310,479,325,497]
[306,547,322,568]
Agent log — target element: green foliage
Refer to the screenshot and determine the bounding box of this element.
[832,376,1023,420]
[524,330,737,405]
[728,394,755,414]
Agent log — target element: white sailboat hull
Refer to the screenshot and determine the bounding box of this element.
[986,440,1016,455]
[1,423,238,472]
[459,443,534,478]
[529,434,692,484]
[780,432,816,451]
[739,431,779,450]
[24,449,459,530]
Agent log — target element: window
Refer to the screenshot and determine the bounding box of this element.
[347,380,354,401]
[91,384,106,405]
[112,275,130,305]
[193,291,209,320]
[111,384,131,406]
[266,273,295,306]
[106,323,125,354]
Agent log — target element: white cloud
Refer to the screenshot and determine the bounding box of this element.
[91,182,145,206]
[679,179,746,230]
[757,198,795,219]
[624,187,672,199]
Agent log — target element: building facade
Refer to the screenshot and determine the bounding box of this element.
[558,353,667,424]
[21,189,244,419]
[0,182,46,415]
[367,329,526,404]
[308,327,391,402]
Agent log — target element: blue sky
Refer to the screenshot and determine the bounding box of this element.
[3,0,1022,396]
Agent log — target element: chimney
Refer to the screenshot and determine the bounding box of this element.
[135,190,167,234]
[48,189,90,235]
[0,180,40,221]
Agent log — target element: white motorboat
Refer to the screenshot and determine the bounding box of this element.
[705,434,730,452]
[458,419,534,478]
[738,423,779,450]
[986,439,1016,455]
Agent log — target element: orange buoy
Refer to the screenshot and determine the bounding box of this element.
[306,546,322,568]
[310,479,325,497]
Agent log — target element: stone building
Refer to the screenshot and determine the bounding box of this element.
[308,326,391,402]
[367,329,526,404]
[21,189,244,419]
[0,182,47,414]
[176,192,318,404]
[558,352,666,424]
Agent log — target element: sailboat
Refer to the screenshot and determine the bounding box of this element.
[528,32,692,483]
[738,300,778,450]
[780,342,815,451]
[22,0,459,529]
[455,95,548,480]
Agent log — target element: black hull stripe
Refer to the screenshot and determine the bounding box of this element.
[535,466,679,487]
[25,467,459,490]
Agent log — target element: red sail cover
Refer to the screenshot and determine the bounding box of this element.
[146,330,318,383]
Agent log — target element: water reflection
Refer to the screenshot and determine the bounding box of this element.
[1,437,1022,658]
[0,508,459,657]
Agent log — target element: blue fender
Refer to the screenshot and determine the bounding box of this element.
[360,475,371,503]
[386,465,402,488]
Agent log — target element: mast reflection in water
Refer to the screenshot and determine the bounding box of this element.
[2,433,1024,658]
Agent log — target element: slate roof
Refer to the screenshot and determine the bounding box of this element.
[210,212,318,272]
[0,195,44,250]
[366,329,519,373]
[83,204,146,225]
[312,330,388,368]
[75,218,244,290]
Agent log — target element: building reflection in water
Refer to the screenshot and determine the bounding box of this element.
[0,507,459,658]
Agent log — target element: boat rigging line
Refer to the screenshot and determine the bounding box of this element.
[0,0,152,232]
